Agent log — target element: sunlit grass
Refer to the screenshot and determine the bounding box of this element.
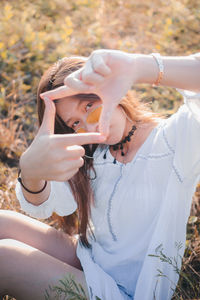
[0,0,200,299]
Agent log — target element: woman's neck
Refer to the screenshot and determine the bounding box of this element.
[109,118,160,163]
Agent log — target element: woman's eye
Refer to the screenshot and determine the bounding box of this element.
[72,121,79,128]
[86,102,93,111]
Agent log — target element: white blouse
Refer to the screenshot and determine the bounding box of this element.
[16,55,200,300]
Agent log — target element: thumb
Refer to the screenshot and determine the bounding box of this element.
[99,102,116,137]
[38,97,56,135]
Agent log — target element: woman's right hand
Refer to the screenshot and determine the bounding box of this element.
[20,97,106,187]
[41,50,140,137]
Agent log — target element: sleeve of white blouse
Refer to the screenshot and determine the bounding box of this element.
[176,52,200,118]
[163,89,200,180]
[15,180,77,219]
[171,52,200,180]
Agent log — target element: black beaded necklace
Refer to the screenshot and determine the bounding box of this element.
[103,125,137,164]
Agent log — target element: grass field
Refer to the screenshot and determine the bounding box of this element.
[0,0,200,298]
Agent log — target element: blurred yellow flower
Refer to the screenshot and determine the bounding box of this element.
[37,43,45,51]
[65,16,73,27]
[64,28,73,36]
[155,44,161,50]
[166,18,172,26]
[9,35,19,47]
[76,0,89,6]
[4,3,13,20]
[26,32,36,44]
[1,51,7,59]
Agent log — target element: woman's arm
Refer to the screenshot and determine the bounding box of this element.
[41,50,200,136]
[136,54,200,92]
[19,97,105,206]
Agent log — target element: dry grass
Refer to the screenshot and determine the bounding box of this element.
[0,0,200,299]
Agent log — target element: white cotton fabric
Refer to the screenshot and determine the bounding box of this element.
[178,52,200,122]
[16,60,200,299]
[76,99,200,300]
[16,180,77,219]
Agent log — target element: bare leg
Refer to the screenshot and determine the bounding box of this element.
[0,238,89,300]
[0,209,81,270]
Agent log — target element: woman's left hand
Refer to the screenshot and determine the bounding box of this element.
[41,49,139,137]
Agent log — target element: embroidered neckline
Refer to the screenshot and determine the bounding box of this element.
[93,119,166,167]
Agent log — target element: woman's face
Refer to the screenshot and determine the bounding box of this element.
[55,96,127,145]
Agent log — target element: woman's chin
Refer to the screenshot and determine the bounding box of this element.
[100,126,123,145]
[103,135,122,145]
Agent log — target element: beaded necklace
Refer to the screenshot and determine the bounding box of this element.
[84,124,137,164]
[103,125,137,164]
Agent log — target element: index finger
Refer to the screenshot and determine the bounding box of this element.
[53,132,107,147]
[40,85,78,101]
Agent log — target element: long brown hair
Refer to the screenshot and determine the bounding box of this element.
[37,56,163,247]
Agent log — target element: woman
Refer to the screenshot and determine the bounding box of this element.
[1,51,200,300]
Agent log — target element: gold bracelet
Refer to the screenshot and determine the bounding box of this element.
[151,53,164,86]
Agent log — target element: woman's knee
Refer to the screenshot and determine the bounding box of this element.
[0,210,13,239]
[0,239,23,278]
[0,238,40,278]
[0,238,22,257]
[0,239,40,299]
[0,210,21,239]
[0,238,89,300]
[0,239,8,270]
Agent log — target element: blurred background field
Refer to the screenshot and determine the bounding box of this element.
[0,0,200,298]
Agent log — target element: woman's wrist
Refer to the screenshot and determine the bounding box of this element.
[19,170,50,206]
[19,154,45,191]
[20,172,46,192]
[134,53,200,92]
[134,54,160,85]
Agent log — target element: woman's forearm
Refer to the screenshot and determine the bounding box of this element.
[135,54,200,92]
